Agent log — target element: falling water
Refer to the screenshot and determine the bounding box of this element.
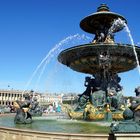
[109,18,140,75]
[124,24,140,75]
[22,34,91,95]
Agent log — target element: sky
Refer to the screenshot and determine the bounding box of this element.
[0,0,140,96]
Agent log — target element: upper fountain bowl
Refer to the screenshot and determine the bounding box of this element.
[58,43,140,75]
[80,4,127,34]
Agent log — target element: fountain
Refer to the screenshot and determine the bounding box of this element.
[58,4,140,124]
[1,3,140,140]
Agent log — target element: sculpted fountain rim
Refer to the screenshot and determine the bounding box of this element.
[58,43,140,74]
[58,43,139,55]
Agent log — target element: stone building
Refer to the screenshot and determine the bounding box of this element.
[0,89,70,107]
[0,89,41,106]
[0,89,24,106]
[39,93,63,105]
[0,89,28,106]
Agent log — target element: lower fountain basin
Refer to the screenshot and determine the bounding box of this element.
[58,43,140,74]
[0,115,110,140]
[0,115,109,134]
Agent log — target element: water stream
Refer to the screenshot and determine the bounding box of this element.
[22,34,91,95]
[109,18,140,75]
[124,24,140,75]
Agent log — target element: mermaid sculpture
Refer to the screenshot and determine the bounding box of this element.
[13,91,42,124]
[14,92,32,124]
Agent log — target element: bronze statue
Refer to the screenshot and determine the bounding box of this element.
[14,93,32,124]
[130,86,140,122]
[13,91,42,124]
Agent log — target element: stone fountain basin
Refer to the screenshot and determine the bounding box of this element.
[58,43,140,74]
[0,115,110,140]
[0,115,109,134]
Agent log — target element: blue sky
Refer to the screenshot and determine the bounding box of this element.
[0,0,140,96]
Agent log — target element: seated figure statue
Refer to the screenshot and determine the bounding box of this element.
[90,74,106,108]
[75,76,95,111]
[107,88,118,110]
[130,86,140,122]
[13,93,32,124]
[107,87,124,110]
[107,74,124,110]
[90,87,106,107]
[29,96,42,117]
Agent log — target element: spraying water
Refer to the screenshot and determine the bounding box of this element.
[34,34,92,91]
[22,34,91,95]
[124,24,140,75]
[109,18,140,75]
[108,18,125,34]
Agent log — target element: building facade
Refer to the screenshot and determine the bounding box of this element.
[0,90,63,106]
[0,89,24,106]
[39,93,63,105]
[0,89,76,107]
